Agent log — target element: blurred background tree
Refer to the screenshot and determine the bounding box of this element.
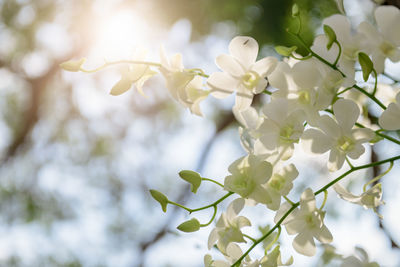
[0,0,399,266]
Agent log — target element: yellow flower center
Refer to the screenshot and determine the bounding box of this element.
[337,136,355,152]
[279,125,297,143]
[241,71,260,90]
[298,90,311,105]
[269,174,286,191]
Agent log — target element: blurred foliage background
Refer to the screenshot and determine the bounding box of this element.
[0,0,399,266]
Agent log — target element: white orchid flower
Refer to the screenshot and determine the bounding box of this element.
[159,46,208,115]
[207,36,277,111]
[224,154,273,204]
[255,98,305,161]
[265,163,299,211]
[358,6,400,73]
[275,188,333,257]
[260,245,293,267]
[341,247,379,267]
[301,99,375,171]
[208,198,251,254]
[333,183,384,219]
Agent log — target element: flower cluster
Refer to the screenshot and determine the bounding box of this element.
[60,4,400,267]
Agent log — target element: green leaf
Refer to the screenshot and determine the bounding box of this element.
[358,52,373,81]
[292,4,299,17]
[274,46,297,57]
[177,218,200,232]
[149,190,168,212]
[179,170,202,193]
[323,25,336,50]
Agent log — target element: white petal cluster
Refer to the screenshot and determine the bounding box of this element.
[275,189,333,256]
[333,183,384,218]
[207,36,277,111]
[358,6,400,73]
[301,99,374,171]
[341,247,379,267]
[159,47,209,116]
[208,198,251,254]
[224,155,273,204]
[259,246,293,267]
[205,243,259,267]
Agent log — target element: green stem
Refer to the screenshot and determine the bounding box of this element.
[353,85,386,110]
[290,54,312,61]
[336,86,353,96]
[315,154,400,195]
[202,178,224,188]
[355,122,400,146]
[167,200,192,213]
[263,89,272,95]
[372,69,378,96]
[232,154,400,267]
[232,204,298,267]
[345,157,354,169]
[200,206,218,227]
[363,161,393,192]
[290,32,346,77]
[168,191,234,213]
[333,40,342,67]
[319,190,328,210]
[191,192,234,212]
[243,234,257,243]
[264,226,281,252]
[283,196,295,206]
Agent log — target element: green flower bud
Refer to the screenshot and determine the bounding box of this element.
[149,189,168,212]
[179,170,202,193]
[177,218,200,232]
[358,52,373,82]
[323,25,337,50]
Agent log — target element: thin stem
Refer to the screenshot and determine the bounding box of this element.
[319,190,328,210]
[289,32,346,77]
[243,234,257,243]
[353,85,386,110]
[355,122,400,146]
[315,154,400,195]
[202,178,224,188]
[290,54,312,61]
[200,206,218,227]
[191,192,234,212]
[263,89,272,95]
[264,226,281,252]
[283,196,295,206]
[345,157,354,169]
[79,60,162,73]
[333,40,342,66]
[232,204,298,267]
[336,86,352,96]
[363,161,393,192]
[232,154,400,267]
[168,191,234,213]
[372,69,378,96]
[167,200,192,213]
